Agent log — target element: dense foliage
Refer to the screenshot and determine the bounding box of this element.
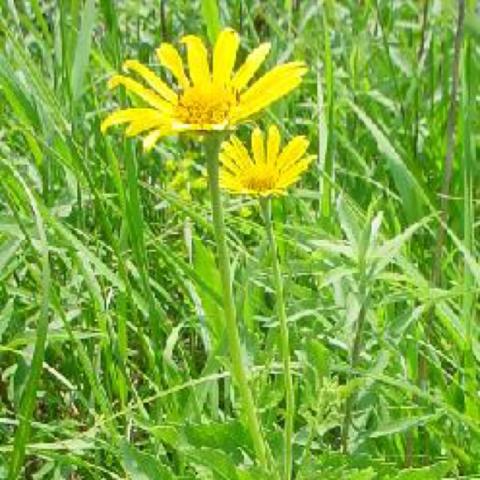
[0,0,478,478]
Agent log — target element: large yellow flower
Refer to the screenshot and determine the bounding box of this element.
[101,28,307,151]
[219,126,313,197]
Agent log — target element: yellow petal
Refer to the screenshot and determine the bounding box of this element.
[143,129,168,151]
[222,136,253,170]
[125,114,169,136]
[276,157,313,188]
[180,35,210,86]
[220,171,244,191]
[101,108,160,133]
[276,136,309,171]
[241,62,306,103]
[123,59,178,104]
[232,43,271,91]
[267,125,281,165]
[213,28,240,86]
[251,128,265,165]
[156,43,190,89]
[232,62,306,122]
[219,152,242,175]
[108,75,174,113]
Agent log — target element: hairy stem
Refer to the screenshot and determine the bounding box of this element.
[261,198,295,480]
[205,134,271,471]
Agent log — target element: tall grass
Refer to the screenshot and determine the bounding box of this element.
[0,0,478,478]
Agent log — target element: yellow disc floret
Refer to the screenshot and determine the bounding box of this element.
[175,84,236,126]
[241,164,277,192]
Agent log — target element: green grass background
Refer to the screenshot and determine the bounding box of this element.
[0,0,479,478]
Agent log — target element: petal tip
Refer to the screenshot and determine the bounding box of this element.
[180,34,199,45]
[221,27,237,34]
[260,42,272,52]
[122,59,137,70]
[100,120,109,134]
[107,75,122,89]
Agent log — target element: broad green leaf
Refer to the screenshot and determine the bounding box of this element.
[395,461,454,480]
[369,217,428,275]
[184,421,251,460]
[185,447,239,480]
[120,441,174,480]
[193,237,224,342]
[336,195,361,252]
[237,466,275,480]
[369,411,444,438]
[305,338,330,379]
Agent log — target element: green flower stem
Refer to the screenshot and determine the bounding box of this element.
[260,197,294,480]
[205,134,270,471]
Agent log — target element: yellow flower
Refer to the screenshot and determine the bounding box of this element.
[101,28,307,151]
[219,126,313,197]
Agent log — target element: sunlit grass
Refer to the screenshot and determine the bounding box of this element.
[0,1,478,479]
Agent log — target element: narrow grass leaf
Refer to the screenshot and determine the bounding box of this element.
[71,0,96,102]
[201,0,221,44]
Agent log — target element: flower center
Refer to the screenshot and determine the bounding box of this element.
[175,84,235,125]
[242,165,277,192]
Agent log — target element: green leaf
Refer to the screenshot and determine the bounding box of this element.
[347,100,427,222]
[237,466,275,480]
[185,447,239,480]
[336,195,362,252]
[151,425,182,448]
[348,469,376,480]
[369,411,444,438]
[193,237,224,342]
[120,441,174,480]
[305,338,330,380]
[184,420,252,460]
[0,55,40,128]
[0,238,22,279]
[201,0,221,44]
[71,0,96,102]
[1,161,51,480]
[0,299,14,341]
[465,11,480,39]
[395,461,454,480]
[369,217,428,275]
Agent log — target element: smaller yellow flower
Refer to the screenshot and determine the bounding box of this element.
[220,126,313,197]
